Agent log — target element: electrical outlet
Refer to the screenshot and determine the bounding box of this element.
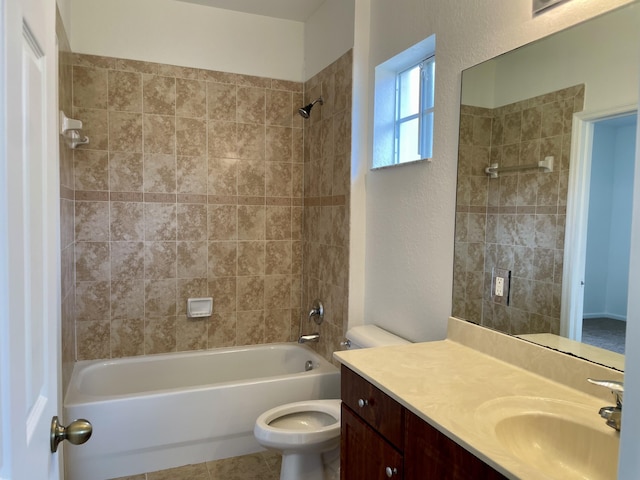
[492,268,511,305]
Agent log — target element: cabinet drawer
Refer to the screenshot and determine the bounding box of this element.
[341,365,404,449]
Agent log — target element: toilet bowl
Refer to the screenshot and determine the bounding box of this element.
[254,324,410,480]
[254,399,341,480]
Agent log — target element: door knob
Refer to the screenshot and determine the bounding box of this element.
[50,416,92,453]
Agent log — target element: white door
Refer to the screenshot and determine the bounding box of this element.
[0,0,61,477]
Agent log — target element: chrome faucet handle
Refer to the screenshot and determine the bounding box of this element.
[587,378,624,406]
[308,299,324,325]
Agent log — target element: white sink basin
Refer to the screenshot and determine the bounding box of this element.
[476,397,619,480]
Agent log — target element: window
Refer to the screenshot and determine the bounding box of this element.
[395,56,435,164]
[372,35,436,169]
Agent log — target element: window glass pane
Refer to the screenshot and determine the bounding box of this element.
[398,118,420,163]
[398,66,420,118]
[422,59,435,109]
[420,111,434,159]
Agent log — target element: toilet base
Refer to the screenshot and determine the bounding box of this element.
[280,452,324,480]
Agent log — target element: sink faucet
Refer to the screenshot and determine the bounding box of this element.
[587,378,624,431]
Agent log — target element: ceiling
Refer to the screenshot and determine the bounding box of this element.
[175,0,327,22]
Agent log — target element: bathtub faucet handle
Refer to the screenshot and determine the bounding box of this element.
[308,300,324,325]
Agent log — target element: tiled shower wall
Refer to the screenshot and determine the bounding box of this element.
[71,54,307,360]
[69,51,352,363]
[302,52,352,361]
[454,85,584,335]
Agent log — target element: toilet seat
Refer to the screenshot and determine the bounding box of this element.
[254,399,341,452]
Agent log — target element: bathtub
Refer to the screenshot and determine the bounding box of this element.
[64,343,340,480]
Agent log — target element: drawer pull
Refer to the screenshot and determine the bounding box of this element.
[385,466,398,477]
[358,398,369,408]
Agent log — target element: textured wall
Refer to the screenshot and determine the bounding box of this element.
[357,0,634,344]
[454,85,584,336]
[71,53,305,360]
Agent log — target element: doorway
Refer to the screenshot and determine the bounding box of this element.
[562,107,637,354]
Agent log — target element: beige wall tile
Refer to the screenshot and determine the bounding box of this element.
[207,204,237,240]
[77,319,110,360]
[208,277,236,313]
[238,205,265,240]
[176,78,206,118]
[108,70,142,112]
[109,111,143,152]
[144,242,177,279]
[143,74,176,115]
[111,318,144,357]
[237,86,265,124]
[237,310,264,345]
[143,114,175,154]
[75,241,110,281]
[111,278,144,319]
[74,150,109,191]
[177,241,208,278]
[110,202,144,241]
[110,152,143,192]
[73,66,107,109]
[176,117,206,157]
[144,316,176,354]
[208,241,237,278]
[75,202,109,242]
[207,83,236,121]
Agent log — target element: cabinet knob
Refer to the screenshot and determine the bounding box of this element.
[358,398,369,408]
[385,466,398,477]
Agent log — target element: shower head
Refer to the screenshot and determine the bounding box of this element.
[298,96,324,118]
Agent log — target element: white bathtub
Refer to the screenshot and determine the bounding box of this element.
[64,343,340,480]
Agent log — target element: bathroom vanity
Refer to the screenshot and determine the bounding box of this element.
[334,318,623,480]
[340,365,506,479]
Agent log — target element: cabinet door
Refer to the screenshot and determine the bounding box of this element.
[404,411,507,480]
[341,404,403,480]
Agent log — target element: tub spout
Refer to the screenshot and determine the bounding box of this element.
[298,333,320,343]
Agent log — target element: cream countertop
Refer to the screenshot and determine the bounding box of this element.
[334,338,620,480]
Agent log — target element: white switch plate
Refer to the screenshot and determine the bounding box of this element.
[495,276,504,297]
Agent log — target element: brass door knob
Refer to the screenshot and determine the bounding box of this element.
[50,416,92,453]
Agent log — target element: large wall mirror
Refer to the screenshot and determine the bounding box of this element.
[454,3,640,371]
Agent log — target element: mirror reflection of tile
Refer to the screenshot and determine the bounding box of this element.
[454,84,584,336]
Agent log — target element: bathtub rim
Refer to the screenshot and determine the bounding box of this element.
[64,342,337,406]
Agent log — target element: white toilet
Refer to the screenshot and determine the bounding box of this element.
[253,325,409,480]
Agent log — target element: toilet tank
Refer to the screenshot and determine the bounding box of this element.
[345,325,410,349]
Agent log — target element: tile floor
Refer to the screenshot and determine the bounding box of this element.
[110,451,281,480]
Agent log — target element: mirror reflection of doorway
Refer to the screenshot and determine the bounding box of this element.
[581,113,637,354]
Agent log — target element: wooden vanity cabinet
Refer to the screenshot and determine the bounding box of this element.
[404,410,508,479]
[341,365,405,479]
[340,366,508,480]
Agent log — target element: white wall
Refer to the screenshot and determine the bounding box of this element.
[304,0,355,80]
[353,0,637,344]
[56,0,71,38]
[606,122,636,319]
[461,5,640,111]
[70,0,305,81]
